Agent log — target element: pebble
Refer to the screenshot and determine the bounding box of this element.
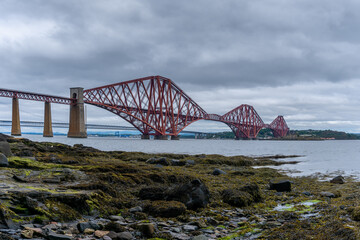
[129,206,143,213]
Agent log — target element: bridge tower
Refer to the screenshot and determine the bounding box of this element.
[67,88,87,138]
[11,97,21,136]
[43,102,53,137]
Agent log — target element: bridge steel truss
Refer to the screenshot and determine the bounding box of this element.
[0,76,290,139]
[0,88,74,104]
[83,76,290,139]
[83,76,208,138]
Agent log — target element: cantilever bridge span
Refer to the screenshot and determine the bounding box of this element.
[0,75,289,139]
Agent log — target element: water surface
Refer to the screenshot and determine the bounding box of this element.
[20,135,360,178]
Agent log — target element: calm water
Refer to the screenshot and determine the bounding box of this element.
[20,135,360,178]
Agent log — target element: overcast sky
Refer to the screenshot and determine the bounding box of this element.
[0,0,360,133]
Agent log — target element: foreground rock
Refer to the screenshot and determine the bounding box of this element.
[330,175,345,184]
[0,153,8,167]
[269,179,292,192]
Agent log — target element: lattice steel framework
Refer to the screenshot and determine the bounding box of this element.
[83,76,207,136]
[0,88,73,104]
[269,115,289,138]
[220,104,265,139]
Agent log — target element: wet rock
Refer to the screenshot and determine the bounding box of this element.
[84,228,95,234]
[302,191,311,196]
[147,200,186,217]
[330,175,345,184]
[25,196,49,213]
[109,215,125,221]
[47,232,72,240]
[77,221,101,233]
[104,221,126,232]
[269,180,291,192]
[183,225,198,231]
[0,142,11,157]
[129,206,142,213]
[212,168,226,176]
[320,192,335,198]
[146,157,170,166]
[95,230,110,238]
[137,223,155,237]
[192,235,209,240]
[21,229,33,239]
[170,159,186,166]
[107,231,133,240]
[0,153,8,167]
[165,179,210,210]
[222,183,262,207]
[186,160,195,165]
[138,186,166,200]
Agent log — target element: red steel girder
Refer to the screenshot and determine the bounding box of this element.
[220,104,265,139]
[269,115,289,138]
[0,88,73,104]
[83,76,208,136]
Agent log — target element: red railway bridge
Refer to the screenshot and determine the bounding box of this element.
[0,76,289,139]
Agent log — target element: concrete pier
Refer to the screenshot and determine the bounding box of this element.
[67,88,87,138]
[154,135,168,140]
[141,134,150,140]
[43,102,53,137]
[171,135,180,140]
[11,98,21,136]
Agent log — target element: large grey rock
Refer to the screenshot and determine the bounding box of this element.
[0,142,11,157]
[107,231,133,240]
[0,153,8,167]
[212,168,226,175]
[330,175,345,184]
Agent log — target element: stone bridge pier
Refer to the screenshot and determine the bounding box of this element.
[67,88,87,138]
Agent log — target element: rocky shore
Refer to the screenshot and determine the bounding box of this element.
[0,134,359,239]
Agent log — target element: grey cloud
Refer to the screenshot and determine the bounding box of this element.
[0,0,359,132]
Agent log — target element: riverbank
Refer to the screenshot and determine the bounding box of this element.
[0,134,359,239]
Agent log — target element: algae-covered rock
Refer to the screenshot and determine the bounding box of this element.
[138,186,166,200]
[330,175,345,184]
[222,189,254,207]
[165,179,210,210]
[221,183,262,207]
[147,200,186,217]
[0,141,12,157]
[0,153,9,167]
[269,179,291,192]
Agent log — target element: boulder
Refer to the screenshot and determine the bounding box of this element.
[0,142,11,157]
[138,186,166,200]
[129,206,143,213]
[104,221,126,232]
[212,168,226,176]
[320,192,335,198]
[147,200,186,217]
[137,223,155,238]
[107,231,133,240]
[269,180,291,192]
[77,221,101,233]
[222,183,262,207]
[0,153,8,167]
[170,159,186,166]
[330,175,345,184]
[146,157,170,166]
[165,179,210,210]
